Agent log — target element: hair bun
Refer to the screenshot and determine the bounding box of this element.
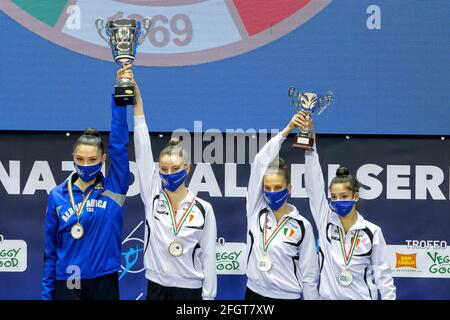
[336,166,350,177]
[168,137,182,147]
[270,157,286,169]
[83,128,100,137]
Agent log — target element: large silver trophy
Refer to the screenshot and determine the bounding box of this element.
[95,18,152,106]
[288,87,333,150]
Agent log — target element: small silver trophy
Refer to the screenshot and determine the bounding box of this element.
[95,18,152,106]
[288,87,333,149]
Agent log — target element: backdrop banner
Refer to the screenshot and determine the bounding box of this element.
[1,0,449,134]
[0,131,449,299]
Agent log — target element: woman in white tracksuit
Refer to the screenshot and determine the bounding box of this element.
[245,113,320,300]
[126,70,217,300]
[299,112,396,300]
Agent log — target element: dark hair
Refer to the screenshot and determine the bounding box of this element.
[330,166,359,194]
[73,128,104,154]
[265,157,291,185]
[159,137,189,162]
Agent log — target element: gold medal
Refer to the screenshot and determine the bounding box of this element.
[168,240,184,257]
[71,223,84,240]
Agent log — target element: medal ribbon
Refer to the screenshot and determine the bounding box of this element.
[162,191,196,237]
[67,173,94,223]
[338,228,360,267]
[262,212,291,253]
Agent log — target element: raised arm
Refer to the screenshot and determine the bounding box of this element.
[304,143,332,230]
[104,91,131,196]
[119,66,159,205]
[41,194,58,300]
[246,114,302,217]
[299,112,331,230]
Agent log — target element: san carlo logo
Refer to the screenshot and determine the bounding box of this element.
[395,253,417,269]
[2,0,331,66]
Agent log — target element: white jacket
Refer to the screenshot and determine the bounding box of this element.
[246,133,320,300]
[134,115,217,300]
[305,143,396,300]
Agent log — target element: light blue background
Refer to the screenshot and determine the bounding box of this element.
[0,0,449,134]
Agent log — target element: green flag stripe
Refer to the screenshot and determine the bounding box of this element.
[162,191,177,236]
[338,228,360,266]
[263,217,290,252]
[67,173,93,221]
[12,0,68,27]
[162,191,196,236]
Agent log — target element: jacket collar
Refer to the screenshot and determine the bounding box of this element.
[267,203,301,222]
[161,188,197,206]
[330,210,366,231]
[63,172,105,193]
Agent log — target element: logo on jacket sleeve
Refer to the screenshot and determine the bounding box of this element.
[283,227,295,238]
[156,200,169,215]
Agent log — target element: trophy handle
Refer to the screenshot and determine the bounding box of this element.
[138,18,152,45]
[288,86,296,98]
[317,91,334,115]
[288,87,303,109]
[95,18,109,44]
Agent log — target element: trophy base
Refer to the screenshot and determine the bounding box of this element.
[293,135,314,150]
[114,86,136,106]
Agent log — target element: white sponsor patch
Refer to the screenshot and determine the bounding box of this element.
[216,242,246,275]
[0,240,27,272]
[387,245,450,278]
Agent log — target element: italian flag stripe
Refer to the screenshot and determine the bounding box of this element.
[12,0,68,27]
[163,191,196,236]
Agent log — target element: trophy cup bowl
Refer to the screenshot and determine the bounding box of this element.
[95,17,152,106]
[288,87,333,150]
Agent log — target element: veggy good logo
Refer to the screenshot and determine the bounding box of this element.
[0,239,27,272]
[427,251,450,275]
[216,250,242,272]
[216,240,246,274]
[2,0,331,66]
[395,252,417,269]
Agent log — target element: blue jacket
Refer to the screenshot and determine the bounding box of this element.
[41,98,130,300]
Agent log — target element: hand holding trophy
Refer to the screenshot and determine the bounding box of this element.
[288,87,333,150]
[95,17,152,106]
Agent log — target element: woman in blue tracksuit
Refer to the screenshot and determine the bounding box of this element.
[41,67,131,300]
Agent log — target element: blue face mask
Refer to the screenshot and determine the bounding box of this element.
[329,200,356,217]
[73,161,103,182]
[264,189,289,211]
[160,168,187,192]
